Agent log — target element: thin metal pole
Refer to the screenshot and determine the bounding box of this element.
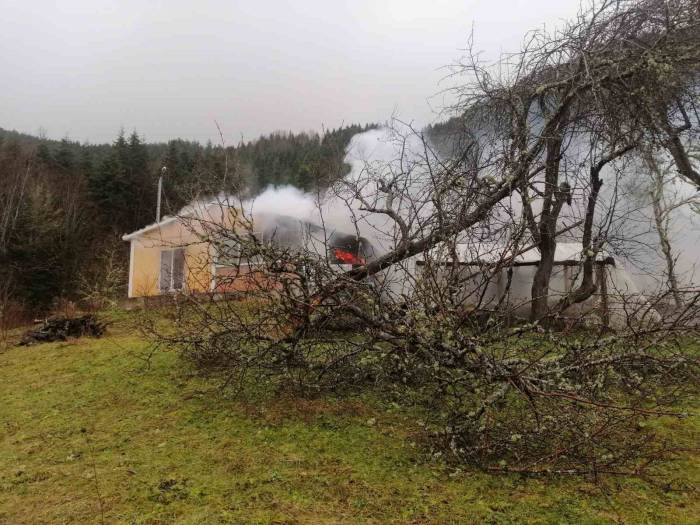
[156,166,166,222]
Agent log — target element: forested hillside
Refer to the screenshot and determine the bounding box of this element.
[0,123,375,319]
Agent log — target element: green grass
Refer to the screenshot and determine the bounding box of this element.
[0,316,698,524]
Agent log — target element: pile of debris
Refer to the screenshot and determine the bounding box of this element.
[18,314,106,346]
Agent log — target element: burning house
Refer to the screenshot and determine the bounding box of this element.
[123,192,656,328]
[122,199,374,298]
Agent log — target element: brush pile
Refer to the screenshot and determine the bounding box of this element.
[19,315,106,346]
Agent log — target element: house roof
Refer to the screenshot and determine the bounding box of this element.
[121,215,180,241]
[121,197,236,241]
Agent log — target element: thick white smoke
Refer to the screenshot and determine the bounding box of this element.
[241,125,432,255]
[165,124,698,293]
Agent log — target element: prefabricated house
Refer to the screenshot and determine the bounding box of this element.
[122,202,373,298]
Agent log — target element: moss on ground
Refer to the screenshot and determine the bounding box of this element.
[0,315,697,524]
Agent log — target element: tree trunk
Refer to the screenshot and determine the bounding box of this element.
[554,143,636,314]
[646,152,684,309]
[531,242,555,321]
[529,120,569,323]
[652,189,683,309]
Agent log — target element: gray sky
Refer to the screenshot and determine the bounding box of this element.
[1,0,580,144]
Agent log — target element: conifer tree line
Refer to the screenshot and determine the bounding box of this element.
[0,123,375,316]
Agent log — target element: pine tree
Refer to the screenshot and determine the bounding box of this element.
[162,140,196,212]
[54,138,75,171]
[89,132,133,232]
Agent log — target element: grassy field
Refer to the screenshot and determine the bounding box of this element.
[0,315,698,524]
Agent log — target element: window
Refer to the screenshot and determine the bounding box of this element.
[327,233,368,267]
[215,231,269,267]
[159,248,185,293]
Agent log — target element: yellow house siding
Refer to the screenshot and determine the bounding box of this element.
[130,239,161,297]
[185,242,213,293]
[126,218,214,298]
[125,206,245,298]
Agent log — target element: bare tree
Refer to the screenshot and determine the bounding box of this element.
[640,149,700,309]
[143,0,700,476]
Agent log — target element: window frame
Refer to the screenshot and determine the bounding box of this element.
[159,247,186,293]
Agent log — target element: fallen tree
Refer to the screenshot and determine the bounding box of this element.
[143,0,700,477]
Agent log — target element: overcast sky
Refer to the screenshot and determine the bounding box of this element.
[1,0,581,144]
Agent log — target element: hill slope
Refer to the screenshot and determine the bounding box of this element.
[0,317,698,524]
[0,123,375,315]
